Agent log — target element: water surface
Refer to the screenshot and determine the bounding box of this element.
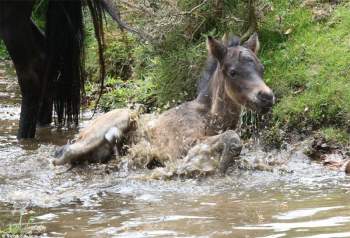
[1,61,350,238]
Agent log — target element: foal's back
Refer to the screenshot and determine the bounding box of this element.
[144,100,209,161]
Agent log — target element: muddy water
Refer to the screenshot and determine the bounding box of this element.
[1,61,350,238]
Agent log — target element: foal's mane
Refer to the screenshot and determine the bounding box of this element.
[197,35,240,104]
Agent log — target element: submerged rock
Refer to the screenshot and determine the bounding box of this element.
[23,225,47,236]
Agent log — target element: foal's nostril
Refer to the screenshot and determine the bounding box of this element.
[257,91,274,103]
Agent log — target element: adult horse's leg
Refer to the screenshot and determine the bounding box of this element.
[37,88,53,127]
[0,1,45,138]
[30,19,54,127]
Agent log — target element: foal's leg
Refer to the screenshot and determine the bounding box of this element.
[0,1,45,138]
[177,130,242,175]
[53,109,134,165]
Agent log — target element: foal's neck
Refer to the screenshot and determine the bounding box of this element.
[207,67,241,131]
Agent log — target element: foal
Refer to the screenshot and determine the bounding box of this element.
[53,34,275,174]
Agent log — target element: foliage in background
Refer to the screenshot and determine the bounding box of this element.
[259,0,350,136]
[31,0,48,29]
[85,0,255,111]
[320,127,349,145]
[0,0,47,60]
[0,40,8,60]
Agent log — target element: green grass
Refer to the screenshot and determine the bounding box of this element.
[0,223,23,236]
[98,76,156,112]
[320,127,349,145]
[0,214,35,236]
[143,42,206,107]
[0,40,9,60]
[260,1,350,135]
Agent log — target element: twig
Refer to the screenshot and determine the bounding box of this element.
[241,0,258,42]
[180,0,209,15]
[222,16,245,23]
[118,0,154,16]
[101,0,153,42]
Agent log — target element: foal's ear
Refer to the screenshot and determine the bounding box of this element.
[222,33,229,46]
[222,33,240,47]
[243,33,260,54]
[207,36,227,63]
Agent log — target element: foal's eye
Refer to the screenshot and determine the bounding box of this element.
[229,69,237,77]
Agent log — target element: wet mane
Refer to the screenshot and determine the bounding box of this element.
[197,35,240,105]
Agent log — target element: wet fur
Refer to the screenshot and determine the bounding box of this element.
[54,34,274,172]
[53,109,132,165]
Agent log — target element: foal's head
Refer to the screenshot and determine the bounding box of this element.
[207,33,275,113]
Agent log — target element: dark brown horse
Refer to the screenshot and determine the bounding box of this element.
[0,0,135,139]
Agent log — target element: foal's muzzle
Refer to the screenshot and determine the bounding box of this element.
[256,91,275,113]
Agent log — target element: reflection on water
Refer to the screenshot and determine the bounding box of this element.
[1,61,350,237]
[273,206,344,220]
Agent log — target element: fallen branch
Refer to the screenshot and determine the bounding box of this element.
[241,0,258,42]
[101,0,153,42]
[118,0,154,16]
[181,0,209,15]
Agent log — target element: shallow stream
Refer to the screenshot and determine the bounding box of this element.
[1,61,350,238]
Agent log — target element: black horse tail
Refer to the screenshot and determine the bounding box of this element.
[45,0,105,126]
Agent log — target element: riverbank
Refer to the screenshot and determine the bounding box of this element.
[1,59,350,237]
[79,0,350,147]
